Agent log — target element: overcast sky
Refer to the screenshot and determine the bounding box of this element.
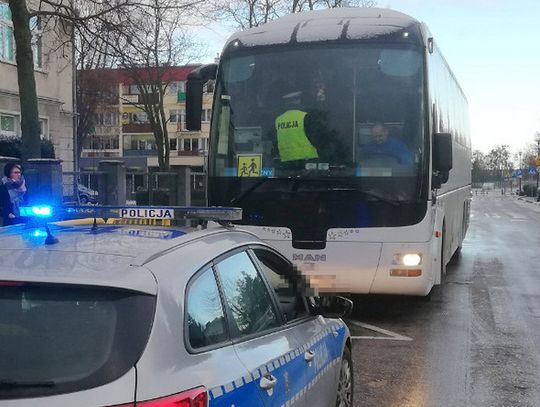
[196,0,540,154]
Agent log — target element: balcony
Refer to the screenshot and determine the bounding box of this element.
[81,151,120,158]
[94,125,120,135]
[123,123,153,133]
[124,149,158,157]
[177,150,204,156]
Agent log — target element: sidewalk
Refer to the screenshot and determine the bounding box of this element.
[516,195,540,205]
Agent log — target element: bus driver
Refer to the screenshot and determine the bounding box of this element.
[361,122,414,167]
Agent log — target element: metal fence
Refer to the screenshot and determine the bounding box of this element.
[63,170,206,206]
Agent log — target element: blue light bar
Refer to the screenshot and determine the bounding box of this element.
[19,205,242,223]
[61,205,242,222]
[20,205,53,218]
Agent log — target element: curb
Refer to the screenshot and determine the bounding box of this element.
[516,196,540,205]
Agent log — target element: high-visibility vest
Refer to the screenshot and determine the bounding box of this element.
[275,110,318,162]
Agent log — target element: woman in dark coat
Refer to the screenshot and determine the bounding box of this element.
[1,162,27,226]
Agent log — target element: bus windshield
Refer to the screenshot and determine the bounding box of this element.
[209,43,427,237]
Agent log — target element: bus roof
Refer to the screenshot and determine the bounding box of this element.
[225,8,422,49]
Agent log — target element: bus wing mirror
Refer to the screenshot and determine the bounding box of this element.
[432,132,453,188]
[186,63,218,131]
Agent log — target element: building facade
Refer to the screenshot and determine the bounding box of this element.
[79,66,212,170]
[0,1,74,171]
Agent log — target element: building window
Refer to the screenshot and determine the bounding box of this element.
[39,118,48,139]
[201,109,212,123]
[169,138,177,151]
[169,109,180,123]
[180,110,186,130]
[0,3,14,62]
[168,81,185,94]
[1,7,41,67]
[127,137,155,151]
[129,85,140,95]
[170,109,186,130]
[130,111,148,123]
[0,114,15,134]
[30,16,42,68]
[96,112,118,126]
[180,137,205,153]
[204,80,215,94]
[85,135,120,150]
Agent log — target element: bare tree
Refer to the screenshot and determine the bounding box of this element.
[486,145,512,172]
[8,0,202,164]
[7,0,141,161]
[99,0,204,171]
[212,0,377,29]
[9,0,41,160]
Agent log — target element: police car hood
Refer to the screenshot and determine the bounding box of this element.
[0,223,190,294]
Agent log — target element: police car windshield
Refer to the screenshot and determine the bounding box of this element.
[210,43,425,181]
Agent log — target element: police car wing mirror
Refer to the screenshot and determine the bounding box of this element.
[311,296,353,319]
[186,63,217,131]
[432,132,453,189]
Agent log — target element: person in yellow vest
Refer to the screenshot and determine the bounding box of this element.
[275,109,319,162]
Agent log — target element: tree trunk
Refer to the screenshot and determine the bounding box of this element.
[158,98,170,172]
[9,0,41,161]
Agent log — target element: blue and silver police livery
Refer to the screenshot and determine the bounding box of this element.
[0,204,353,407]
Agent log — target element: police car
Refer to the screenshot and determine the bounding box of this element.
[0,205,353,407]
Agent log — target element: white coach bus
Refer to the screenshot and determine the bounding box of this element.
[186,8,471,296]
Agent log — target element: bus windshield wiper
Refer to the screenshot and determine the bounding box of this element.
[0,380,56,390]
[327,187,401,207]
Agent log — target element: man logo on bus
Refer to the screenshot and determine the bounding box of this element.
[293,254,327,262]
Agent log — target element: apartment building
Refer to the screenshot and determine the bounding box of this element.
[0,1,74,170]
[79,66,213,175]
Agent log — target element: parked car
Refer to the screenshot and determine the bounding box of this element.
[78,184,98,204]
[0,206,353,407]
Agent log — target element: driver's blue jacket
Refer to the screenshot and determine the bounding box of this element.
[362,138,413,166]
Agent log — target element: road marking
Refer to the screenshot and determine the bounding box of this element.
[346,320,413,341]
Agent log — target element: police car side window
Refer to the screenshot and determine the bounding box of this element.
[216,251,280,337]
[253,249,309,322]
[186,268,229,349]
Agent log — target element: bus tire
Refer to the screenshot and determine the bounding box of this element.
[451,244,462,261]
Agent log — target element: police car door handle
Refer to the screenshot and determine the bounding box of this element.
[304,350,315,362]
[260,374,277,390]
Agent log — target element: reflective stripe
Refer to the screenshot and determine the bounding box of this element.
[209,321,347,406]
[275,110,319,162]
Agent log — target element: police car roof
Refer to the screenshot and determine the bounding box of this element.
[0,222,258,294]
[225,7,421,49]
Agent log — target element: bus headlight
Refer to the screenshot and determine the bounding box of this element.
[393,253,422,266]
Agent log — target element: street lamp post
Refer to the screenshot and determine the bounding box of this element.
[518,151,522,194]
[535,132,540,193]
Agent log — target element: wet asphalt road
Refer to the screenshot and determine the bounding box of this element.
[347,195,540,407]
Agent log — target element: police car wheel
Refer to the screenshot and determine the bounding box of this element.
[335,346,353,407]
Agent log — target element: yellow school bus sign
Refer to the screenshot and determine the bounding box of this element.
[237,155,262,177]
